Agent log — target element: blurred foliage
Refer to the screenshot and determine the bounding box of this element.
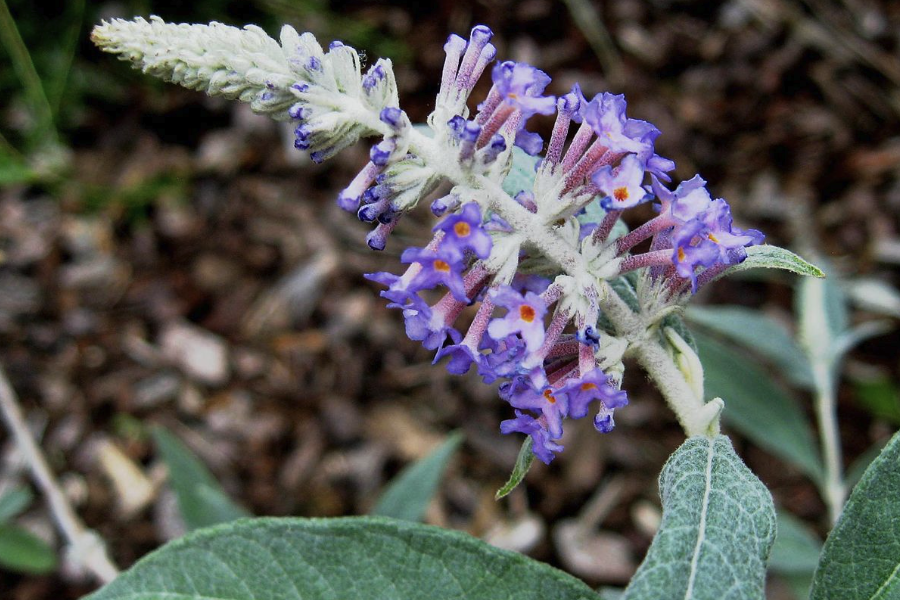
[0,486,57,575]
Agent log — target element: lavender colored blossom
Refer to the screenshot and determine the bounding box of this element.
[593,154,651,210]
[487,287,547,353]
[555,368,627,419]
[401,247,469,302]
[492,61,557,119]
[506,383,568,439]
[433,203,492,262]
[671,198,764,290]
[581,92,648,155]
[434,343,481,375]
[652,175,714,224]
[500,411,563,464]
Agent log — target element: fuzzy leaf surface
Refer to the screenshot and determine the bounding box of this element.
[624,435,776,600]
[84,517,597,600]
[717,245,825,280]
[810,429,900,600]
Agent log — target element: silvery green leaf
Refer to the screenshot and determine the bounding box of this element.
[686,306,814,389]
[496,437,536,500]
[662,313,698,354]
[714,245,825,281]
[769,511,823,575]
[696,332,825,485]
[502,146,540,198]
[372,432,462,522]
[0,523,57,574]
[84,517,596,600]
[624,435,776,600]
[810,429,900,600]
[845,277,900,318]
[0,486,33,522]
[152,427,250,531]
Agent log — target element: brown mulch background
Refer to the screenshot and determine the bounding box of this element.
[2,1,899,598]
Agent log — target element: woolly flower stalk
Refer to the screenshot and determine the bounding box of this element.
[94,17,765,463]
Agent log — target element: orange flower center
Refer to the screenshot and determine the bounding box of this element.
[708,232,720,243]
[677,247,686,262]
[454,222,471,237]
[519,305,536,323]
[434,260,451,272]
[543,389,556,404]
[613,187,629,202]
[580,382,598,391]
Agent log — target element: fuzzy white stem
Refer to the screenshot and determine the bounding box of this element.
[813,363,845,524]
[0,364,119,584]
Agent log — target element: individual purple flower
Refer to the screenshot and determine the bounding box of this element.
[581,92,649,155]
[593,154,651,210]
[652,175,713,224]
[514,130,544,155]
[434,343,481,375]
[554,368,628,419]
[500,410,563,464]
[492,61,557,119]
[671,198,764,290]
[433,203,492,262]
[487,287,547,353]
[402,304,463,351]
[506,382,568,439]
[625,119,675,182]
[364,271,428,311]
[477,335,527,383]
[489,61,556,155]
[401,247,469,302]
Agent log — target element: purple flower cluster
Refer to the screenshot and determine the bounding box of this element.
[283,23,766,463]
[524,68,763,295]
[368,203,628,463]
